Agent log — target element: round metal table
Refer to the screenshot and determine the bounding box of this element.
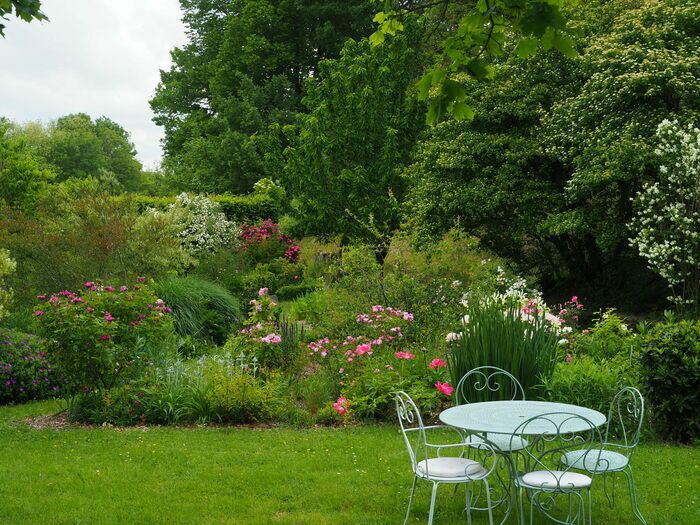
[439,400,606,524]
[440,400,607,436]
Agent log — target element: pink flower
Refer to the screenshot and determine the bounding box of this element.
[37,294,47,301]
[333,397,348,415]
[582,329,590,335]
[355,343,372,355]
[394,351,415,360]
[258,287,269,296]
[34,310,44,316]
[338,368,345,374]
[104,312,114,322]
[571,296,578,303]
[130,321,141,326]
[86,307,94,313]
[136,276,146,283]
[119,286,129,292]
[104,286,115,293]
[435,381,454,396]
[371,305,384,313]
[261,333,281,344]
[403,312,414,321]
[429,358,447,370]
[565,353,573,363]
[99,334,111,341]
[84,281,95,289]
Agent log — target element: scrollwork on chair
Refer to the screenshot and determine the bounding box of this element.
[455,366,525,404]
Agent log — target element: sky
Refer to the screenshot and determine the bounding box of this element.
[0,0,187,168]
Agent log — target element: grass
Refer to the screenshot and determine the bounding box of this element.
[0,401,698,524]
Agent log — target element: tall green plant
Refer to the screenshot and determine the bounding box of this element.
[447,297,559,400]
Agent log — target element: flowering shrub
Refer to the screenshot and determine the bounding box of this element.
[152,193,240,256]
[34,280,175,393]
[0,329,61,404]
[306,305,448,419]
[629,120,700,309]
[225,288,300,370]
[240,219,300,263]
[0,248,15,320]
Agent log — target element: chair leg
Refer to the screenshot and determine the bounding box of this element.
[517,487,526,525]
[483,479,494,525]
[428,482,439,525]
[403,476,417,525]
[623,466,648,525]
[465,485,473,525]
[587,488,593,525]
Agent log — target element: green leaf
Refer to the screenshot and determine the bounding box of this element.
[514,37,538,58]
[372,11,387,23]
[466,58,493,81]
[553,32,577,58]
[451,102,475,122]
[369,30,385,46]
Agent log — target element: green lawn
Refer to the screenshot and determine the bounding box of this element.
[1,401,698,525]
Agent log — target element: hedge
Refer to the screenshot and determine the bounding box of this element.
[134,194,280,223]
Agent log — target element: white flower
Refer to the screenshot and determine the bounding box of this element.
[561,326,573,334]
[445,332,462,342]
[558,339,569,346]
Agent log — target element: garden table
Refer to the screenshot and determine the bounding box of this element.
[439,400,607,524]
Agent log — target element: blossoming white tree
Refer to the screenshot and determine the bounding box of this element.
[629,120,700,309]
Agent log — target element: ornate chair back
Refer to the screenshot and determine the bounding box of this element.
[513,412,604,491]
[395,391,429,475]
[605,386,645,457]
[455,366,525,405]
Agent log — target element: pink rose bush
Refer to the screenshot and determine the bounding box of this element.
[240,219,301,263]
[33,279,174,393]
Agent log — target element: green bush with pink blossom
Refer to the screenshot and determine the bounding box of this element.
[34,279,175,394]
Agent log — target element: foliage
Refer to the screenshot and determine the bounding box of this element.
[629,120,700,310]
[151,0,372,193]
[371,0,578,123]
[34,280,175,393]
[240,219,300,264]
[152,276,241,346]
[152,193,241,257]
[0,329,59,404]
[640,320,700,443]
[0,248,15,320]
[0,184,194,305]
[0,121,55,208]
[0,0,47,36]
[283,31,426,243]
[135,193,280,224]
[447,295,560,400]
[571,309,639,362]
[541,354,637,414]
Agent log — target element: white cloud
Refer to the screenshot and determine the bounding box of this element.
[0,0,187,167]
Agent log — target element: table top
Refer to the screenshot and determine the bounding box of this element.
[439,400,606,436]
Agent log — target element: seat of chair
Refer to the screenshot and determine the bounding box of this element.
[415,457,487,481]
[519,470,592,490]
[465,433,528,452]
[560,449,629,473]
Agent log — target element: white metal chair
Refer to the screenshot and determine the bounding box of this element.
[395,391,497,525]
[456,366,528,452]
[560,386,647,524]
[512,412,603,525]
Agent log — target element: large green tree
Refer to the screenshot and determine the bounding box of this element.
[151,0,373,194]
[283,29,427,244]
[0,0,46,36]
[404,0,700,288]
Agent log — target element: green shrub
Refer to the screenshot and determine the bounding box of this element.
[205,368,283,424]
[35,280,175,393]
[70,384,149,426]
[0,329,61,404]
[574,310,640,361]
[153,276,241,345]
[276,282,318,301]
[134,193,279,223]
[541,355,638,414]
[448,297,559,401]
[640,320,700,443]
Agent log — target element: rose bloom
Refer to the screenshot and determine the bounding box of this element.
[429,358,447,370]
[394,351,415,360]
[435,381,454,396]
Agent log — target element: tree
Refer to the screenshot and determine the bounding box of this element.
[283,29,427,245]
[151,0,373,193]
[43,113,142,187]
[370,0,578,123]
[0,121,55,208]
[0,0,47,37]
